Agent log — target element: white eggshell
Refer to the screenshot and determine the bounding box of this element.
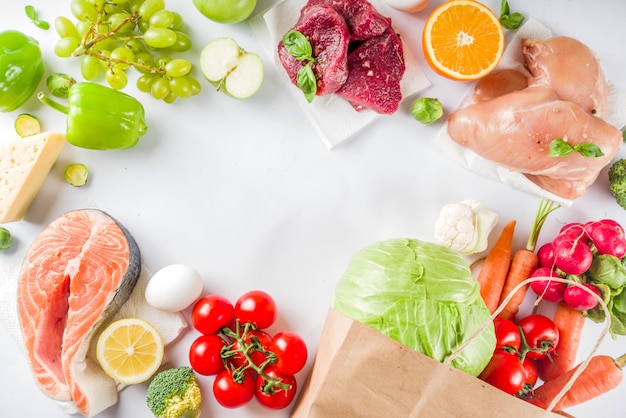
[145,264,204,312]
[382,0,429,13]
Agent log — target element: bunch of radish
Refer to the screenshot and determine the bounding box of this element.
[530,218,626,311]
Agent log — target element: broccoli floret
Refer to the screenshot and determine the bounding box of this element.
[609,159,626,210]
[146,366,202,418]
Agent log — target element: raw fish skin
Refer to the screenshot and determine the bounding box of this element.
[447,86,622,199]
[17,209,141,417]
[523,36,609,118]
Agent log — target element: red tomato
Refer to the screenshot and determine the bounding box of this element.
[213,369,255,408]
[192,294,235,335]
[189,334,226,376]
[478,351,526,395]
[517,314,559,360]
[229,329,272,369]
[235,290,277,329]
[521,359,538,388]
[493,318,521,352]
[255,366,297,410]
[269,331,308,375]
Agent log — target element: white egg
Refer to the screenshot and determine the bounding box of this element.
[145,264,204,312]
[382,0,429,13]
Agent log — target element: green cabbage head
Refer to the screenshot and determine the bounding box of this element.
[331,238,495,376]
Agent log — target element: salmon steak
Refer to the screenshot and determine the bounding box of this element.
[17,209,141,417]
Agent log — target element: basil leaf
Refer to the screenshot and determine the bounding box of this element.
[25,5,37,19]
[296,63,317,103]
[573,143,604,158]
[550,138,604,158]
[501,12,525,30]
[549,138,574,157]
[499,0,525,30]
[25,5,50,30]
[283,30,314,62]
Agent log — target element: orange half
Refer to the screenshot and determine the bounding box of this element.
[422,0,505,81]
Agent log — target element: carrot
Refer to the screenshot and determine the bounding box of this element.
[496,198,559,320]
[477,220,516,313]
[496,249,538,321]
[536,303,585,382]
[532,353,626,411]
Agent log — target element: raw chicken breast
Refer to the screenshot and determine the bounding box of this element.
[523,36,609,118]
[447,86,622,199]
[472,69,529,103]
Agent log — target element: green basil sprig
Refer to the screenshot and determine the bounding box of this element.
[282,30,317,103]
[499,0,525,30]
[25,5,49,30]
[550,138,605,158]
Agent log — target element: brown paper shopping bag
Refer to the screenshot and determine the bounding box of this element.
[291,308,563,418]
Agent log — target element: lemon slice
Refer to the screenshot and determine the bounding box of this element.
[96,318,164,385]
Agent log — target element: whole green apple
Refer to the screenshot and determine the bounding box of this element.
[192,0,257,24]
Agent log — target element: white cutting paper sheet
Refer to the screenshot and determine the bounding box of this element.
[249,0,432,149]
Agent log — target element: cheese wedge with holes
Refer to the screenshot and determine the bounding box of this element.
[0,131,66,223]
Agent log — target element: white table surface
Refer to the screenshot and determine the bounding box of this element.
[1,1,626,417]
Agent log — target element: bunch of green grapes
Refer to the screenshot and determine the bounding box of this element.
[54,0,201,103]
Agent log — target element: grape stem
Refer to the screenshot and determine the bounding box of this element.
[71,10,166,76]
[75,10,138,54]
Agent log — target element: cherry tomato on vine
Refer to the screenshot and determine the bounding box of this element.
[269,331,308,375]
[521,358,538,388]
[189,334,226,376]
[517,314,559,360]
[229,329,272,369]
[493,318,521,352]
[235,290,277,329]
[255,366,298,410]
[192,294,235,335]
[478,350,526,395]
[213,369,255,408]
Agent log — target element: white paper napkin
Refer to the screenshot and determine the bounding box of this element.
[435,17,626,207]
[249,0,431,149]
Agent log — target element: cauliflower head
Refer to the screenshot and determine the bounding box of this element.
[434,199,498,254]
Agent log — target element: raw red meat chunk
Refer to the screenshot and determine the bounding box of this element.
[277,5,350,96]
[306,0,392,41]
[278,0,406,114]
[337,29,405,114]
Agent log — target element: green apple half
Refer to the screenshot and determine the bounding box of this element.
[200,37,264,99]
[192,0,257,24]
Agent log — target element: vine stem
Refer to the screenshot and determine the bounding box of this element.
[219,321,292,393]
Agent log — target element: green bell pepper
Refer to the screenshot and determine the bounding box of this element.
[0,30,44,112]
[39,82,148,150]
